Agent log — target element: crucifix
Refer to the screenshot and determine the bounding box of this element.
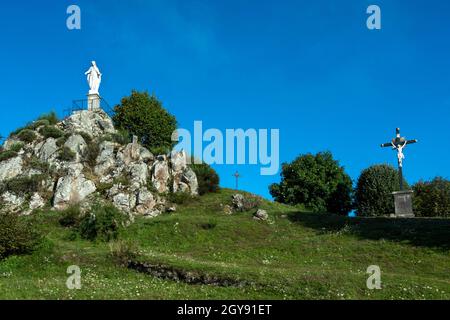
[232,171,241,190]
[380,128,418,190]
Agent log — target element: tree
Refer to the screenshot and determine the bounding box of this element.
[355,164,408,217]
[112,90,177,154]
[413,177,450,217]
[269,151,353,215]
[190,162,220,195]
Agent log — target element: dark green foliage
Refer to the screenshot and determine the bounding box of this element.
[0,175,45,195]
[59,205,82,228]
[28,156,51,173]
[37,111,59,125]
[191,162,220,195]
[355,164,408,217]
[79,205,125,242]
[56,134,69,147]
[113,90,177,153]
[167,191,195,205]
[17,129,37,143]
[100,129,131,146]
[85,143,100,167]
[0,150,18,162]
[58,146,76,162]
[39,126,64,139]
[77,131,93,144]
[269,152,353,215]
[413,177,450,217]
[29,119,50,130]
[8,142,24,153]
[0,213,41,260]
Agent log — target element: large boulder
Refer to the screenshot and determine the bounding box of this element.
[35,138,58,162]
[151,156,170,193]
[181,167,199,195]
[61,109,115,137]
[95,141,116,175]
[64,134,87,160]
[53,174,96,210]
[0,156,23,181]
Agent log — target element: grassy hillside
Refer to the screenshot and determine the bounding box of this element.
[0,189,449,299]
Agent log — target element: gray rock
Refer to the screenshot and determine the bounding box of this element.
[53,174,96,210]
[151,158,170,193]
[112,192,136,213]
[139,147,154,162]
[181,167,199,195]
[170,150,187,174]
[135,188,156,215]
[231,194,246,212]
[0,156,23,181]
[129,162,148,189]
[61,109,115,137]
[37,138,58,162]
[64,134,87,160]
[254,209,269,221]
[2,191,25,208]
[95,141,116,175]
[29,193,45,210]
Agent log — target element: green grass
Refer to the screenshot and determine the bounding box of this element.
[0,189,449,299]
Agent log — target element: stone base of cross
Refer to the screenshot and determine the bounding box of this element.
[381,128,418,218]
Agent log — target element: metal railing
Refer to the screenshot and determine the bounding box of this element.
[63,97,115,118]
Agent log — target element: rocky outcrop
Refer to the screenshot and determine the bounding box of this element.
[0,109,199,217]
[0,156,23,181]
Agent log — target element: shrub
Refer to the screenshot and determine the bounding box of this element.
[79,205,125,242]
[355,164,408,217]
[0,175,45,195]
[28,156,51,173]
[29,119,50,130]
[0,213,41,260]
[190,162,220,195]
[85,143,100,167]
[0,150,18,162]
[413,177,450,217]
[113,90,177,152]
[17,129,37,143]
[58,146,76,162]
[77,131,93,144]
[9,142,24,153]
[167,191,194,205]
[109,240,139,267]
[39,125,64,139]
[269,151,353,214]
[37,111,59,125]
[59,205,82,228]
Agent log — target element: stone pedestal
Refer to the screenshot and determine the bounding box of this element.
[87,93,101,111]
[392,190,414,218]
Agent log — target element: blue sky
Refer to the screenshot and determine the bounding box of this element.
[0,0,449,199]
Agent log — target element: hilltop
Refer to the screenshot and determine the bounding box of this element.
[0,188,449,299]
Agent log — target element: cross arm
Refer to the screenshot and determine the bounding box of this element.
[406,139,418,145]
[381,142,393,148]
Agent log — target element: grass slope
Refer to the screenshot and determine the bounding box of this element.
[0,189,449,299]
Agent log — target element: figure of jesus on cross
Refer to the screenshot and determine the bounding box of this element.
[381,128,418,190]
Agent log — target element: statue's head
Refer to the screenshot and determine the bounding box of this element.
[91,61,96,66]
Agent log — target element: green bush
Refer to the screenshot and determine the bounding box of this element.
[1,175,45,195]
[0,213,41,260]
[59,205,82,228]
[9,142,24,153]
[269,151,353,214]
[167,191,195,205]
[39,126,64,139]
[113,90,177,152]
[29,119,50,130]
[413,177,450,217]
[58,146,76,162]
[79,205,125,242]
[28,156,51,173]
[77,131,93,144]
[85,143,100,167]
[17,129,37,143]
[0,150,18,162]
[37,111,59,125]
[190,162,220,195]
[355,164,408,217]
